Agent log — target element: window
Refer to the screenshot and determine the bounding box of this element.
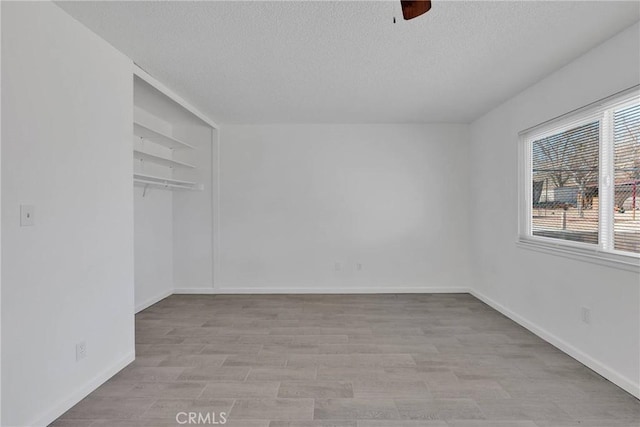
[519,88,640,269]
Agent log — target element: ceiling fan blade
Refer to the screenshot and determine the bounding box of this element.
[401,0,432,20]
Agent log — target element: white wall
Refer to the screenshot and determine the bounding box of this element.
[217,124,470,293]
[173,125,215,292]
[134,187,173,311]
[1,3,135,426]
[469,22,640,397]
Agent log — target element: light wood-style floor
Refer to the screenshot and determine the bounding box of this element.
[52,294,640,426]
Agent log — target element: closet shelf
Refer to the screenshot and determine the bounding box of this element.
[134,179,194,191]
[134,121,195,150]
[134,150,195,169]
[133,173,198,191]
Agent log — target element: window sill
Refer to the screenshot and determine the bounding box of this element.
[517,237,640,273]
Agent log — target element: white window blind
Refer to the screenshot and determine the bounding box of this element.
[531,121,600,245]
[613,103,640,253]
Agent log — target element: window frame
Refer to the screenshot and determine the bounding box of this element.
[518,86,640,272]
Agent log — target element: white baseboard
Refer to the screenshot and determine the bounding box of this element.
[173,286,471,294]
[29,351,135,427]
[470,290,640,399]
[135,289,173,313]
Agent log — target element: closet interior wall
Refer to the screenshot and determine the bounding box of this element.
[133,74,216,311]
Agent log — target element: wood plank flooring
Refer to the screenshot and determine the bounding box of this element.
[51,294,640,426]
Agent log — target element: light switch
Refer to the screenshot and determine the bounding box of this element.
[20,205,35,226]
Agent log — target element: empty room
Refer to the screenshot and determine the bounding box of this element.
[2,1,640,426]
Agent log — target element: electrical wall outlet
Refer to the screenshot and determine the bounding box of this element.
[581,307,591,325]
[356,263,362,271]
[76,341,87,361]
[334,262,342,271]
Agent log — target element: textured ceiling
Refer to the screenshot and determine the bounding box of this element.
[57,1,640,124]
